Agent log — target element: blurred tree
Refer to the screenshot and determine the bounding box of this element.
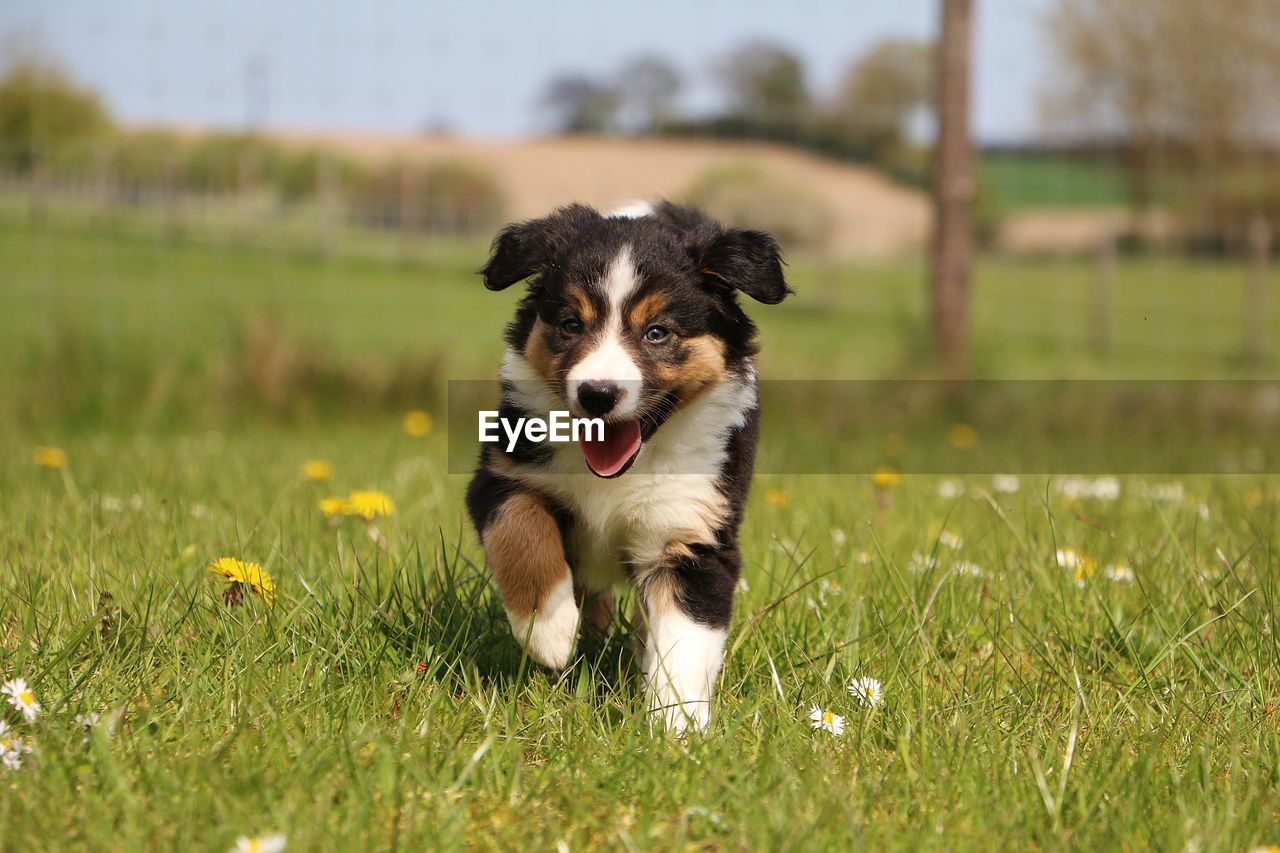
[1043,0,1280,224]
[0,59,111,174]
[832,39,934,159]
[541,74,621,134]
[716,42,809,130]
[616,55,681,133]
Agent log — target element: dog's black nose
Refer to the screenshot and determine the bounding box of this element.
[577,381,621,416]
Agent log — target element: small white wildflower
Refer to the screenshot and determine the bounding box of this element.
[737,576,750,593]
[938,530,963,550]
[992,474,1020,494]
[100,494,124,513]
[848,677,884,708]
[808,704,845,735]
[1151,482,1185,503]
[1092,477,1121,500]
[0,721,32,771]
[937,479,965,499]
[856,551,874,565]
[233,835,287,853]
[1055,548,1085,569]
[1058,477,1119,501]
[954,560,983,578]
[908,551,937,574]
[1198,502,1211,520]
[2,679,40,722]
[75,712,101,731]
[1104,565,1135,583]
[1057,478,1088,500]
[831,528,847,547]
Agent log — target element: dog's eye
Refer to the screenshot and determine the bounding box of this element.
[643,325,670,343]
[560,318,583,335]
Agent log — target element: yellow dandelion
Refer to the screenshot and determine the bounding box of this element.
[765,487,789,507]
[207,557,275,607]
[33,446,68,469]
[872,467,901,490]
[402,410,433,438]
[947,423,978,450]
[301,459,333,482]
[319,496,349,518]
[344,489,396,520]
[1057,548,1098,587]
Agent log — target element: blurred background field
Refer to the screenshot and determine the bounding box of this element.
[1,0,1278,439]
[2,1,1280,849]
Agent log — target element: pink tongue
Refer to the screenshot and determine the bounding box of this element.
[581,420,642,477]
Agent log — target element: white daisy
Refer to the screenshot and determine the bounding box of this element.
[1055,548,1085,569]
[992,474,1020,494]
[848,677,885,708]
[233,835,287,853]
[1057,478,1089,500]
[1057,477,1120,501]
[908,551,937,574]
[0,721,32,771]
[2,679,40,722]
[808,704,845,735]
[1104,565,1135,583]
[75,712,101,731]
[1091,477,1121,501]
[938,530,963,550]
[937,479,965,499]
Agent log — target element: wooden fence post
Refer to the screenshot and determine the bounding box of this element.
[930,0,976,380]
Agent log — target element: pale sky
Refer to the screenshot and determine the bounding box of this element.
[1,0,1055,143]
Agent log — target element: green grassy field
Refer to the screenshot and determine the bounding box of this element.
[2,212,1279,849]
[979,152,1133,211]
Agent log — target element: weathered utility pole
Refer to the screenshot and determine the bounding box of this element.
[931,0,976,379]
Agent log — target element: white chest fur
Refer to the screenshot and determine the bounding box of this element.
[498,349,756,588]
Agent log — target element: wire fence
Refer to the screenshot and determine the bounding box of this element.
[1,0,1277,376]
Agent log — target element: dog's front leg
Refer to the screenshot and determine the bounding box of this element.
[476,490,579,669]
[639,544,738,733]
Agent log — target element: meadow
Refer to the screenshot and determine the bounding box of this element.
[2,208,1279,849]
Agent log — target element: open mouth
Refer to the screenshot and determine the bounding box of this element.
[580,419,642,478]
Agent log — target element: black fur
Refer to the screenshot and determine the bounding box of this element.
[471,202,787,638]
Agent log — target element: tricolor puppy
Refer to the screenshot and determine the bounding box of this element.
[466,201,790,731]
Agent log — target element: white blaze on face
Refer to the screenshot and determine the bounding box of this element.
[566,244,643,418]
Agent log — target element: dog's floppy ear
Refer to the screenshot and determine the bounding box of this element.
[480,204,600,291]
[691,225,791,305]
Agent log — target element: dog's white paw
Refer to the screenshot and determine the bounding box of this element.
[506,575,579,670]
[642,609,726,735]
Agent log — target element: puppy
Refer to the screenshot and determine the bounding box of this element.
[466,201,790,730]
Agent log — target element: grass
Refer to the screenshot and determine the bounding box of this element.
[2,209,1279,848]
[4,435,1279,848]
[979,152,1133,211]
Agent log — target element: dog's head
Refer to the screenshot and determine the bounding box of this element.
[481,201,790,478]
